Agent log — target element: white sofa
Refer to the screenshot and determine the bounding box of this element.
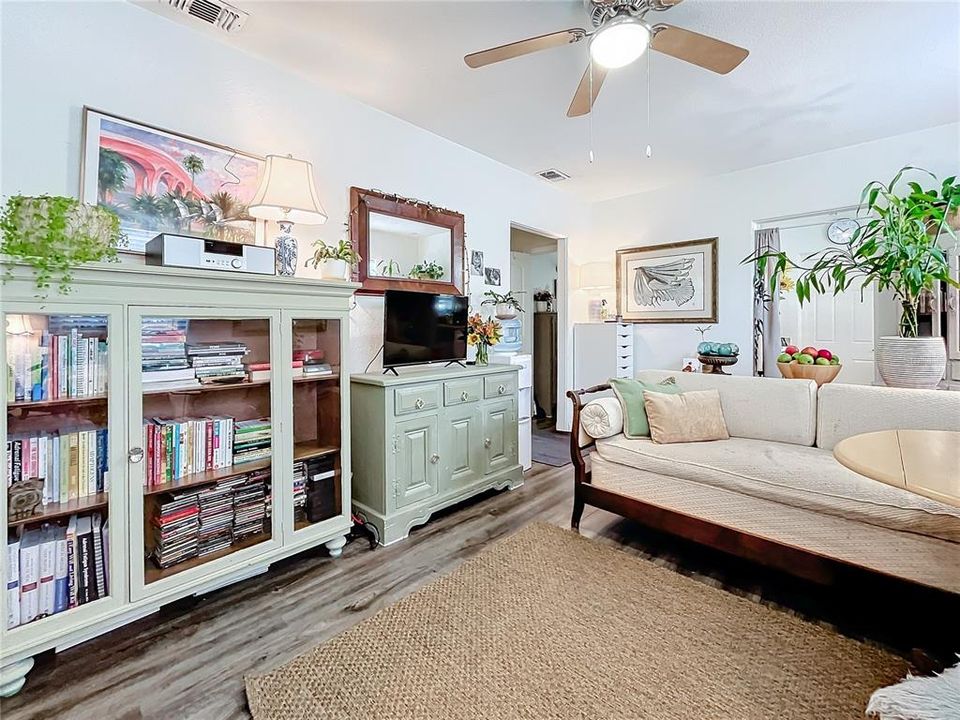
[574,371,960,594]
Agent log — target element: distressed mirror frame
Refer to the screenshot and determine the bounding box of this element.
[350,187,465,296]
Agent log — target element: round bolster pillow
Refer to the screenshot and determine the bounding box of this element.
[579,397,624,439]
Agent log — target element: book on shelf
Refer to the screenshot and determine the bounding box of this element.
[302,362,334,376]
[6,538,20,629]
[6,326,107,403]
[6,429,108,503]
[143,416,235,486]
[233,418,271,465]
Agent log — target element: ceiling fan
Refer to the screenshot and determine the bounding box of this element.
[464,0,749,117]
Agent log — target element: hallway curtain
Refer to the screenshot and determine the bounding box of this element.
[752,227,781,377]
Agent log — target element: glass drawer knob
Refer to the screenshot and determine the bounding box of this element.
[461,391,469,401]
[484,438,492,448]
[415,398,424,409]
[430,453,440,464]
[498,384,505,394]
[128,447,144,464]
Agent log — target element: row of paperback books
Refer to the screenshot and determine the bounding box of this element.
[6,513,109,629]
[150,470,269,569]
[143,417,235,486]
[7,329,108,403]
[141,318,192,391]
[234,418,271,465]
[6,429,109,502]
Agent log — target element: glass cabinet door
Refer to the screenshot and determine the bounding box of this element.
[132,310,278,596]
[290,318,343,535]
[4,309,121,633]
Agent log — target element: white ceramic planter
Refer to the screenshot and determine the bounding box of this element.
[318,258,350,281]
[495,303,517,320]
[876,336,946,389]
[534,301,549,312]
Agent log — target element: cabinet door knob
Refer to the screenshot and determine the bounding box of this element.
[415,398,424,409]
[498,384,505,394]
[430,453,440,464]
[483,438,492,448]
[460,391,469,401]
[128,447,144,464]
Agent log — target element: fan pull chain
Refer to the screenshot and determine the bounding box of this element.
[645,50,652,159]
[588,57,595,164]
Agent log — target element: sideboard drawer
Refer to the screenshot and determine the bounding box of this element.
[444,377,483,406]
[394,384,440,415]
[484,373,517,399]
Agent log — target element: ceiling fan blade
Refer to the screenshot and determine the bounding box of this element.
[465,28,587,69]
[650,24,749,74]
[567,63,609,117]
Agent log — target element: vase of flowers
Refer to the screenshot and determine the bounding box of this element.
[467,313,502,366]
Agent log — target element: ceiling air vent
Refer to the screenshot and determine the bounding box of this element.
[536,169,571,182]
[163,0,249,33]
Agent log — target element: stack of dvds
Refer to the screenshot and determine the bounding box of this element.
[187,342,248,386]
[196,484,235,557]
[152,492,199,568]
[141,319,196,391]
[293,461,307,524]
[233,470,269,539]
[233,418,271,465]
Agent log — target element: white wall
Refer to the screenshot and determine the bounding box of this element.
[0,0,590,415]
[581,123,960,373]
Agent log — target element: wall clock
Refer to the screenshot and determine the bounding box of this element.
[827,218,859,244]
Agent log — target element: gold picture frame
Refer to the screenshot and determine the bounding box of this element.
[616,237,718,323]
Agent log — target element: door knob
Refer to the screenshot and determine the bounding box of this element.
[415,398,424,409]
[128,447,144,464]
[430,453,440,464]
[483,438,492,448]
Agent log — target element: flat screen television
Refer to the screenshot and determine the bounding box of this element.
[383,290,468,369]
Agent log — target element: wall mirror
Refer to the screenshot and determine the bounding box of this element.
[350,187,465,295]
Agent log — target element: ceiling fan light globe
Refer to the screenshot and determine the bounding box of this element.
[590,18,650,69]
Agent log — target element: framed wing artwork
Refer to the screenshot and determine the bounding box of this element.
[616,238,718,323]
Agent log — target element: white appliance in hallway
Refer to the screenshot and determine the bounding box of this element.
[491,352,533,470]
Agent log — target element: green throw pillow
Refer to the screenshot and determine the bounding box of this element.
[609,376,680,438]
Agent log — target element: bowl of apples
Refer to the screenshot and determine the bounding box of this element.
[776,346,842,386]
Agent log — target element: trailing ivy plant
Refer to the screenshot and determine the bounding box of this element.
[408,260,445,280]
[305,238,361,267]
[743,168,960,338]
[1,195,122,296]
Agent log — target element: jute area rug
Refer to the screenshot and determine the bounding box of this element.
[245,523,907,720]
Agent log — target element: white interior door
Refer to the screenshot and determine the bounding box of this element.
[779,223,875,385]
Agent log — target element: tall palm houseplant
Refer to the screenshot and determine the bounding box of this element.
[745,168,960,388]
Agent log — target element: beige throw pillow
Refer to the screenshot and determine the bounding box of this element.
[642,389,730,444]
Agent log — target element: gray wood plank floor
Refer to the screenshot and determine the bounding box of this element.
[0,462,923,720]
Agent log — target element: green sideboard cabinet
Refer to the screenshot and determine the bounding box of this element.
[351,365,523,544]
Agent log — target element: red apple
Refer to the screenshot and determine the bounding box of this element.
[817,348,832,361]
[801,346,819,358]
[784,345,799,356]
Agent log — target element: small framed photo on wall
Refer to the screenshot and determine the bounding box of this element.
[616,237,718,323]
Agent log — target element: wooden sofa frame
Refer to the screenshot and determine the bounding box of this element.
[567,384,959,660]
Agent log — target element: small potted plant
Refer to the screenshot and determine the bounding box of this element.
[745,168,959,389]
[408,260,445,280]
[374,258,401,277]
[481,290,524,319]
[467,312,502,366]
[305,238,361,281]
[1,195,122,296]
[533,288,553,312]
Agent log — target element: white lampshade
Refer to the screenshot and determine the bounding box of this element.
[579,262,613,290]
[248,154,328,225]
[5,314,34,336]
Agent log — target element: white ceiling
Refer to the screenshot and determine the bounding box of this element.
[145,0,960,202]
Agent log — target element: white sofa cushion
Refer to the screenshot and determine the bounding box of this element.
[636,370,818,447]
[594,433,960,543]
[579,397,623,439]
[817,382,960,450]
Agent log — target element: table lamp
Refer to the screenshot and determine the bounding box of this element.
[249,154,327,276]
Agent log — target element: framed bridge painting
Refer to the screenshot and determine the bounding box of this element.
[615,237,718,323]
[81,108,264,253]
